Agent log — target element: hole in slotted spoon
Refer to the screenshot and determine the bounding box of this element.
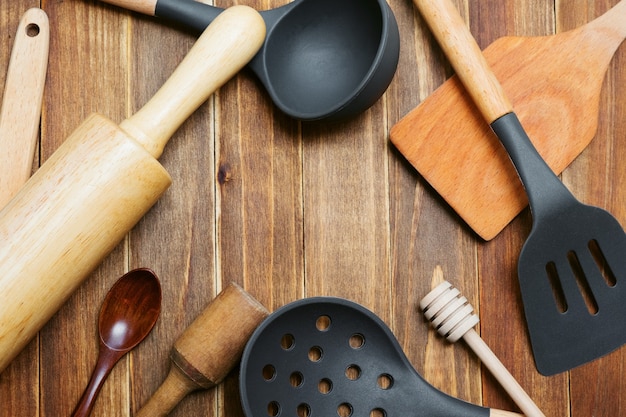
[337,402,353,417]
[308,346,323,362]
[349,333,365,349]
[370,408,387,417]
[589,239,617,287]
[316,315,331,331]
[297,403,311,417]
[290,371,304,388]
[267,401,280,417]
[345,365,361,380]
[318,378,333,394]
[281,334,295,350]
[377,374,393,390]
[262,364,276,381]
[546,262,568,313]
[568,251,599,315]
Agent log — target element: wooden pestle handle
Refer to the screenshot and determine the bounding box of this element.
[119,5,265,159]
[412,0,513,124]
[0,8,49,208]
[135,283,269,417]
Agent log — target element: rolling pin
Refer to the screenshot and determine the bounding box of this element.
[0,6,265,374]
[135,283,269,416]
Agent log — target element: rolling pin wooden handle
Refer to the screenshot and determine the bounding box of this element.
[135,283,269,416]
[119,5,265,159]
[0,8,49,208]
[412,0,512,123]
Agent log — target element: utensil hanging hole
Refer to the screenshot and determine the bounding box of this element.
[337,403,353,417]
[345,364,361,380]
[377,374,393,390]
[267,401,280,417]
[262,364,276,381]
[25,23,40,37]
[290,371,304,388]
[588,239,617,287]
[308,346,323,362]
[370,408,387,417]
[546,262,568,313]
[568,251,599,315]
[297,403,311,417]
[318,378,333,394]
[349,333,365,349]
[281,334,295,350]
[316,315,331,331]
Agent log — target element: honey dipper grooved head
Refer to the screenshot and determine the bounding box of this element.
[420,281,479,342]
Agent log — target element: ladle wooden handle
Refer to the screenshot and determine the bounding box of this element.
[135,283,268,416]
[412,0,513,123]
[0,8,49,208]
[119,5,265,159]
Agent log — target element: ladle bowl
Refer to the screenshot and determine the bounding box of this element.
[71,268,162,417]
[101,0,400,121]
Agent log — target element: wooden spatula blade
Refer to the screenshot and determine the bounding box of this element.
[391,23,621,240]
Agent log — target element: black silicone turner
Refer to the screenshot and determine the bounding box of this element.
[413,0,626,376]
[239,297,518,417]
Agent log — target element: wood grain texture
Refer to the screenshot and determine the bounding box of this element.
[0,1,625,417]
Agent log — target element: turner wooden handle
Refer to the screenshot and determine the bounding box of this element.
[412,0,512,123]
[119,5,265,158]
[0,8,49,208]
[135,283,268,416]
[421,281,545,417]
[99,0,158,16]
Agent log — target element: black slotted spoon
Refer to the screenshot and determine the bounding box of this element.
[413,0,626,375]
[239,297,521,417]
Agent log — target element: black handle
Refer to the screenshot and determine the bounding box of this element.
[490,113,578,221]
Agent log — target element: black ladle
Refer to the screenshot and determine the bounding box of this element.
[240,297,521,417]
[99,0,400,121]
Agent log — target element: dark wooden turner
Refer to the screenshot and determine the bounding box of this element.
[413,0,626,375]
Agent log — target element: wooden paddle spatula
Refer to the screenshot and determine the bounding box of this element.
[0,8,49,208]
[412,0,626,376]
[390,0,626,240]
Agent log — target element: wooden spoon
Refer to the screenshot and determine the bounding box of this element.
[134,282,268,417]
[390,0,626,240]
[72,268,162,417]
[0,8,49,208]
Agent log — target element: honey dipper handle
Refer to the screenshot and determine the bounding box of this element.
[119,5,265,158]
[464,330,545,417]
[412,0,512,123]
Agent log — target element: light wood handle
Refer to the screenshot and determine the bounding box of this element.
[98,0,158,16]
[490,410,525,417]
[135,283,268,416]
[0,8,49,208]
[412,0,512,123]
[119,5,265,158]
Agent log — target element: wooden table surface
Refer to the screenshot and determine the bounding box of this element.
[1,0,625,416]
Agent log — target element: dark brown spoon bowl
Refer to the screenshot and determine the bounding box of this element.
[71,268,162,417]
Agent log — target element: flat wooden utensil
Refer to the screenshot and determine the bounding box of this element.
[390,0,626,240]
[0,8,49,208]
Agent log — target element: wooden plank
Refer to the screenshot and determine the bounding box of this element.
[385,0,484,407]
[37,1,130,416]
[471,1,571,416]
[0,3,42,415]
[562,1,626,415]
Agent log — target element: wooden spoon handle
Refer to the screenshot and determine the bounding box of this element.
[0,8,49,208]
[98,0,158,16]
[412,0,512,123]
[118,5,265,159]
